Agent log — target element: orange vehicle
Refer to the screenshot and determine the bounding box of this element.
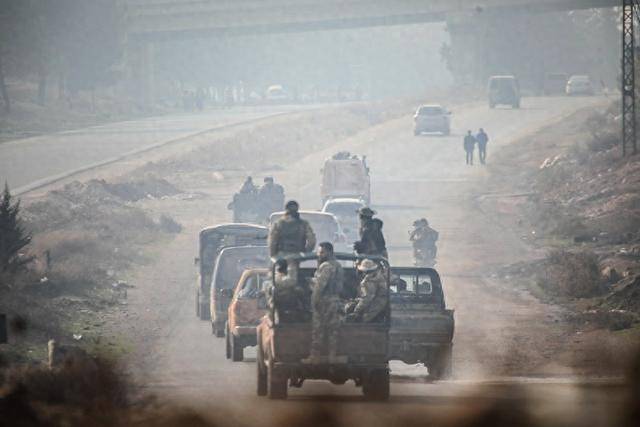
[226,268,271,361]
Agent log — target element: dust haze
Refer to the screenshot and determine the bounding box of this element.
[0,2,638,427]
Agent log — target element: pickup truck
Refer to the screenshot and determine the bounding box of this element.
[256,253,390,400]
[389,267,454,379]
[226,268,270,361]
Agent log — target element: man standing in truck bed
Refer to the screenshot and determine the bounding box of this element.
[303,242,344,364]
[268,200,316,257]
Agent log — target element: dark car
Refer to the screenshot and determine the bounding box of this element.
[488,75,521,109]
[194,224,267,320]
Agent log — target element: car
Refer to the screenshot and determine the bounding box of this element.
[321,197,365,245]
[543,72,568,95]
[488,75,521,108]
[226,268,270,361]
[268,210,349,253]
[320,153,371,205]
[413,104,451,136]
[256,253,391,400]
[566,75,594,96]
[389,267,454,379]
[210,246,270,337]
[194,224,268,320]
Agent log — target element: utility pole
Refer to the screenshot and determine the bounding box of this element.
[622,0,637,156]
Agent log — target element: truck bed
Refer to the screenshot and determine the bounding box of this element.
[266,321,388,364]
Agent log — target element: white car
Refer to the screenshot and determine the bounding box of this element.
[566,75,594,96]
[414,104,451,136]
[322,198,365,245]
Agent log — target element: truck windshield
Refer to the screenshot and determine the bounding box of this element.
[418,106,443,116]
[325,202,362,218]
[214,252,269,290]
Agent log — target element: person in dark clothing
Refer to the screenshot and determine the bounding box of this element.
[476,128,489,165]
[354,207,388,259]
[463,131,476,165]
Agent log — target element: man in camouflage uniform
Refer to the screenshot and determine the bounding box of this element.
[303,242,344,363]
[268,200,316,258]
[346,259,388,323]
[354,207,388,259]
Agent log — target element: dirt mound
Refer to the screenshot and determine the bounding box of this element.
[103,178,181,202]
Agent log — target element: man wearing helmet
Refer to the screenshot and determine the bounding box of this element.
[268,200,316,258]
[346,259,388,323]
[354,207,388,259]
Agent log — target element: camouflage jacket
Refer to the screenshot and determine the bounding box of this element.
[311,258,344,308]
[353,269,388,322]
[268,214,316,257]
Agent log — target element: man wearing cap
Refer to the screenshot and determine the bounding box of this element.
[304,242,344,363]
[268,200,316,258]
[346,259,388,323]
[354,207,388,259]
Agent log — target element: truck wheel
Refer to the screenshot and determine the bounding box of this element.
[414,129,420,136]
[231,334,244,362]
[430,347,453,380]
[225,324,231,359]
[362,369,389,401]
[267,363,288,399]
[256,340,268,396]
[213,326,225,338]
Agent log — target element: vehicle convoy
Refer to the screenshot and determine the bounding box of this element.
[269,210,349,253]
[195,224,268,320]
[320,152,371,205]
[488,75,521,108]
[321,197,365,245]
[256,253,391,400]
[413,104,451,136]
[566,75,594,96]
[210,246,270,337]
[389,267,454,379]
[226,268,270,361]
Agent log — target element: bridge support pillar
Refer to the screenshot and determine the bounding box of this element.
[622,0,637,156]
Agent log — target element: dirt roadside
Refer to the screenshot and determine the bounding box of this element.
[479,103,640,377]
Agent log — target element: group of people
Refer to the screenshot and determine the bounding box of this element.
[463,128,490,165]
[267,200,389,363]
[227,176,285,223]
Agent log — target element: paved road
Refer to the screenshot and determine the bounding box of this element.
[0,105,318,194]
[110,95,627,426]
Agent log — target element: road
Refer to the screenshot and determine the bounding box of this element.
[0,105,319,195]
[91,95,630,426]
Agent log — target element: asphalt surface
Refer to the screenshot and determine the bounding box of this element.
[0,105,317,194]
[105,95,627,426]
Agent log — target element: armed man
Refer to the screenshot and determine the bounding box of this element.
[303,242,344,363]
[354,207,388,259]
[271,258,307,322]
[268,200,316,258]
[346,259,388,323]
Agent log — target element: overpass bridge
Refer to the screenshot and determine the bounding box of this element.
[124,0,618,41]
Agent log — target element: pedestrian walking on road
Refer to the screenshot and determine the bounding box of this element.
[463,131,476,165]
[476,128,489,165]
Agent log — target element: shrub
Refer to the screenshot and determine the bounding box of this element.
[0,184,32,275]
[537,250,604,298]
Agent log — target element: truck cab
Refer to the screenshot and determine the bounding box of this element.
[195,224,268,320]
[256,253,391,400]
[389,267,454,379]
[226,268,271,361]
[210,246,269,337]
[320,153,371,205]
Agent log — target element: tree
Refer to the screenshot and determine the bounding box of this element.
[0,183,32,273]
